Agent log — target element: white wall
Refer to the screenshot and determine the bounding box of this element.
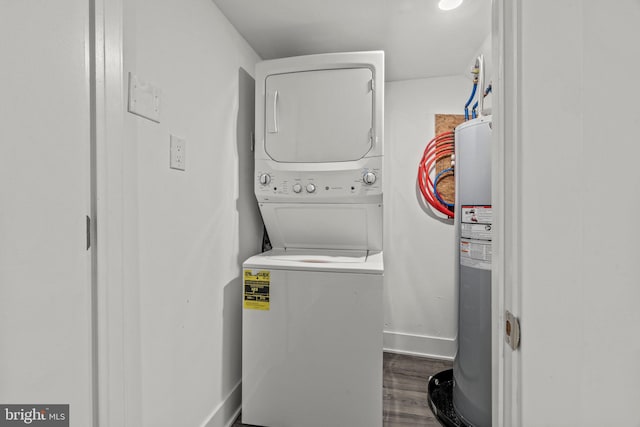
[499,0,640,425]
[383,75,473,359]
[123,1,262,426]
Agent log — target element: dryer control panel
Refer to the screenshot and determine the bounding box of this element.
[255,162,382,204]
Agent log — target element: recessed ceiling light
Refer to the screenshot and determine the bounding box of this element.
[438,0,464,10]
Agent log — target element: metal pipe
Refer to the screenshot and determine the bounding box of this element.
[477,54,485,118]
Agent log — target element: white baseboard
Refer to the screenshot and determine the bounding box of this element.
[383,331,456,360]
[200,380,242,427]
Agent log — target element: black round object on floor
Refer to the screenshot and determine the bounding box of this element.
[427,369,469,427]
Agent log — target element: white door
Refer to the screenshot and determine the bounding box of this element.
[264,68,374,163]
[494,1,640,426]
[0,1,94,426]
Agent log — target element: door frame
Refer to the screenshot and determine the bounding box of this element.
[492,0,522,425]
[92,0,128,425]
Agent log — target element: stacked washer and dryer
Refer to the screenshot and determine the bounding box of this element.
[242,51,385,427]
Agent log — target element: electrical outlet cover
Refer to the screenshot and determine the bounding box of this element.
[170,135,186,171]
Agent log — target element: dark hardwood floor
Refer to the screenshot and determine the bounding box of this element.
[233,352,452,427]
[383,352,452,426]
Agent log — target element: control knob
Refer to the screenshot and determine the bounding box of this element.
[259,173,271,185]
[363,172,377,185]
[306,183,316,193]
[293,183,302,193]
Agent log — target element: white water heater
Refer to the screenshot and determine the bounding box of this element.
[452,115,492,427]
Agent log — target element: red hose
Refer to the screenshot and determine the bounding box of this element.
[418,131,455,217]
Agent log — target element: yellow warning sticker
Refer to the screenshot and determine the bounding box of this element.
[243,269,270,310]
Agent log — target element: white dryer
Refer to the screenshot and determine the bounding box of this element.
[242,51,384,427]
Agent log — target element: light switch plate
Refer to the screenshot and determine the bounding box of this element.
[128,73,161,123]
[170,135,186,171]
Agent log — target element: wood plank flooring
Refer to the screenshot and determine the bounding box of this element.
[232,352,452,427]
[383,352,452,426]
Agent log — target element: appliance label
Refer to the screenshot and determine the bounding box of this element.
[243,270,270,310]
[461,205,492,228]
[460,205,492,270]
[461,223,492,241]
[460,239,492,271]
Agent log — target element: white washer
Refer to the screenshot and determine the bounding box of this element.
[242,249,383,427]
[242,51,384,427]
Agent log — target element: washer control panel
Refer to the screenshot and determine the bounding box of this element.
[255,166,382,203]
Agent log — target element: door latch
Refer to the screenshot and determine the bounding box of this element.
[505,310,520,351]
[86,215,91,250]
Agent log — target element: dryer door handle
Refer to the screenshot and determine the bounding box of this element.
[267,90,279,133]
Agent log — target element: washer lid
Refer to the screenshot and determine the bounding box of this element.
[243,249,383,274]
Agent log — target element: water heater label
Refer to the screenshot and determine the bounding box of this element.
[460,239,492,271]
[461,205,492,227]
[243,270,270,310]
[460,205,492,270]
[462,223,492,241]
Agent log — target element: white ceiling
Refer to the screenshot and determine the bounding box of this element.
[213,0,491,82]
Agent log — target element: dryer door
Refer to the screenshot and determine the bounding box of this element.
[264,67,373,163]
